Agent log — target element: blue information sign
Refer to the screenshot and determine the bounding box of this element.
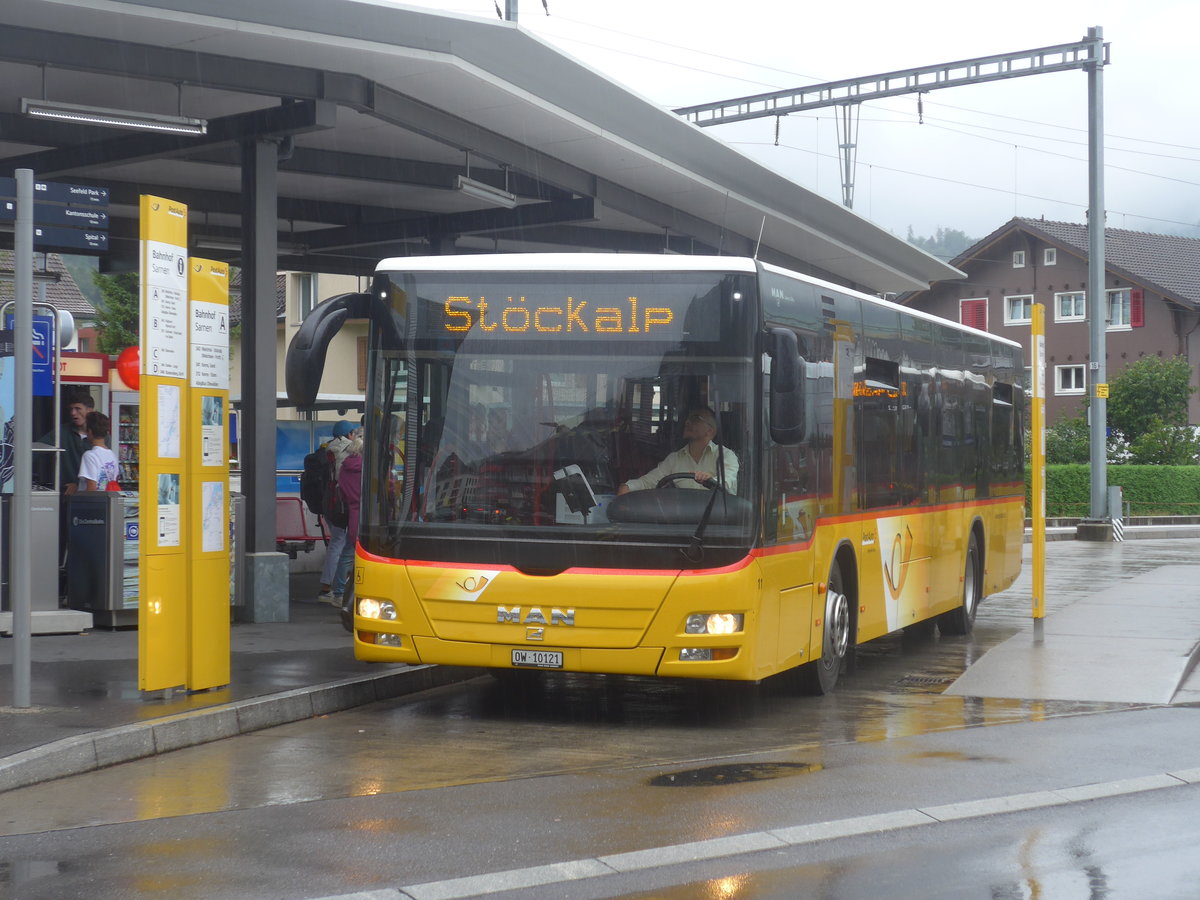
[32,225,108,252]
[0,177,110,255]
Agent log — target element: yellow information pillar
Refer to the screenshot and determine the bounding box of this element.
[186,259,232,690]
[1031,303,1047,641]
[138,195,190,691]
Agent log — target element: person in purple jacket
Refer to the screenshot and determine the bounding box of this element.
[332,437,363,614]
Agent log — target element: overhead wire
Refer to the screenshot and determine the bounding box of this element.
[453,1,1200,231]
[519,10,1200,220]
[734,138,1200,231]
[530,13,1200,160]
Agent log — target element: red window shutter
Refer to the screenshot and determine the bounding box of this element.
[960,298,987,330]
[1130,289,1144,327]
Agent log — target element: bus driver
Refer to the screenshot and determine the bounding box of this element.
[617,406,738,495]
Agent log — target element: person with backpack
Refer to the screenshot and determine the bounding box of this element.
[332,436,364,617]
[315,419,359,604]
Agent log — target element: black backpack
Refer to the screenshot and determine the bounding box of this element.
[301,445,349,527]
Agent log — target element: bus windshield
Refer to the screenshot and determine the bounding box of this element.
[362,268,759,571]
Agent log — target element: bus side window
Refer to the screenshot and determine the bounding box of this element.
[770,445,811,542]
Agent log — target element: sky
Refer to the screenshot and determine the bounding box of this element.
[378,0,1200,246]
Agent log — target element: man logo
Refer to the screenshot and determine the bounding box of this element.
[496,607,575,626]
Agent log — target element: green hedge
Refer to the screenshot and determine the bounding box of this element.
[1026,465,1200,517]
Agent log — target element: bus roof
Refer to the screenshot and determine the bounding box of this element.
[758,262,1023,350]
[375,253,757,274]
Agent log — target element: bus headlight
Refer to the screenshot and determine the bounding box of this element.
[685,613,744,635]
[358,597,397,621]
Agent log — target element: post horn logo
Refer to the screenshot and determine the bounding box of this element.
[883,524,914,601]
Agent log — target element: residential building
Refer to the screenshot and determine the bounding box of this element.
[901,217,1200,424]
[0,251,96,349]
[229,270,371,424]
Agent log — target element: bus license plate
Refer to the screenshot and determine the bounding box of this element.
[511,649,563,669]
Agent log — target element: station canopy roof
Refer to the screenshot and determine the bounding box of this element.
[0,0,962,292]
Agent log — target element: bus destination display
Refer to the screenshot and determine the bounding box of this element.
[414,278,725,342]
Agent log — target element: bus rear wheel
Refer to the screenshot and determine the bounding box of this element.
[798,564,851,695]
[938,532,981,636]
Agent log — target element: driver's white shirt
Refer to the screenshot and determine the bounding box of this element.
[623,442,738,493]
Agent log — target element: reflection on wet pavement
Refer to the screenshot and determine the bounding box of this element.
[0,542,1148,837]
[584,783,1200,900]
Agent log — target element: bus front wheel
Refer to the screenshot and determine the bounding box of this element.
[798,564,851,695]
[938,531,981,636]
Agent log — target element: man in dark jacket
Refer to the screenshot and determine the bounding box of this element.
[38,389,94,494]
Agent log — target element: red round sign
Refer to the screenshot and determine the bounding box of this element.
[116,345,140,390]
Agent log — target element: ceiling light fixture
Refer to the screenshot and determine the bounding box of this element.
[21,98,207,136]
[456,175,518,209]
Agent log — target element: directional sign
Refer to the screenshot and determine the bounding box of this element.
[33,225,109,252]
[0,177,109,207]
[0,201,109,228]
[39,204,109,228]
[32,180,109,207]
[3,176,110,254]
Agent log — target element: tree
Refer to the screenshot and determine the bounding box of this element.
[92,271,139,355]
[1106,355,1200,465]
[1045,416,1090,464]
[905,227,976,261]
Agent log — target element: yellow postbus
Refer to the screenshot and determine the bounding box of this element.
[287,255,1024,693]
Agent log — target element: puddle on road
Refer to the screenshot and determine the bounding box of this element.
[907,749,1006,764]
[648,761,822,787]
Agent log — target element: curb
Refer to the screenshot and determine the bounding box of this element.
[0,664,483,794]
[1025,525,1200,542]
[388,767,1200,900]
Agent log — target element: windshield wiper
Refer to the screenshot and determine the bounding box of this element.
[680,486,726,565]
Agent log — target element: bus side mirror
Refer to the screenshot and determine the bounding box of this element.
[287,290,405,408]
[768,327,805,445]
[285,292,370,408]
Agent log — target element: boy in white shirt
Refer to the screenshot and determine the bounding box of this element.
[78,411,120,491]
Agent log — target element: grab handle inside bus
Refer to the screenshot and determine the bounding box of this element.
[768,327,805,445]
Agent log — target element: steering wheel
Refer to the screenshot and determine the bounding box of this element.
[655,471,723,491]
